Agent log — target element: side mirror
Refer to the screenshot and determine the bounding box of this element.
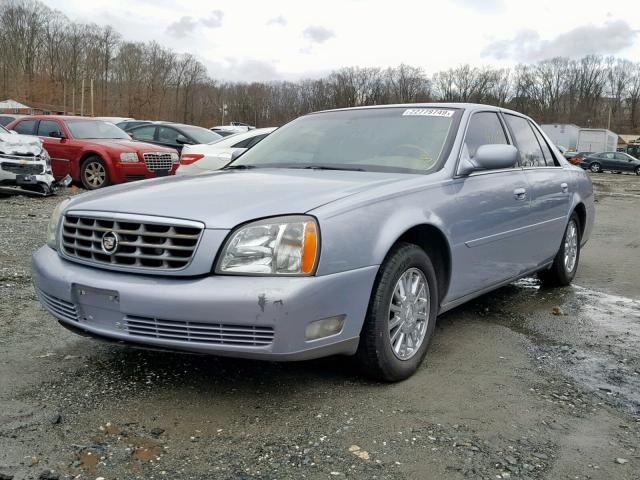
[458,144,519,176]
[50,130,66,139]
[176,135,192,145]
[230,148,246,162]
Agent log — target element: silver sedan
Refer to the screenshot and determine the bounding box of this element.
[33,103,594,381]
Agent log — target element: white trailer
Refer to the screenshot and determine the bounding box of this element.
[576,128,617,154]
[541,124,580,151]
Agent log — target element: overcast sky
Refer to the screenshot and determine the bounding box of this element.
[45,0,640,82]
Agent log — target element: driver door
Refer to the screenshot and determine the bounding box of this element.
[447,111,533,300]
[36,119,71,179]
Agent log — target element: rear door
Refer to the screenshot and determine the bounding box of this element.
[449,111,533,299]
[504,114,571,265]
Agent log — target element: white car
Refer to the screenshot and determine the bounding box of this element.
[176,127,276,175]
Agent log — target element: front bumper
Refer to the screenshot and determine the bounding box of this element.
[110,162,178,183]
[32,247,378,360]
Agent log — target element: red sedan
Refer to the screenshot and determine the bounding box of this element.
[7,116,179,189]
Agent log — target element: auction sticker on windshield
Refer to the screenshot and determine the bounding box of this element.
[402,108,455,117]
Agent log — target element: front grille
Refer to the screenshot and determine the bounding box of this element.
[125,316,275,346]
[35,288,79,323]
[1,161,44,175]
[61,213,203,271]
[143,153,173,171]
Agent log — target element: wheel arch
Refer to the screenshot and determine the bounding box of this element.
[573,202,587,238]
[385,223,452,305]
[78,150,115,179]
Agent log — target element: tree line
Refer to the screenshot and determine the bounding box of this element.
[1,0,640,132]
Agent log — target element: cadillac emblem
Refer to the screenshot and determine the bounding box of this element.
[101,231,119,255]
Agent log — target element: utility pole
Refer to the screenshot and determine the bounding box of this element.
[90,78,94,117]
[80,77,85,116]
[607,105,611,130]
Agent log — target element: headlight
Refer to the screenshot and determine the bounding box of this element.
[120,152,139,162]
[216,215,319,276]
[46,198,70,249]
[170,152,179,163]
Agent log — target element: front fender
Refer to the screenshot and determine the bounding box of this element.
[313,187,453,276]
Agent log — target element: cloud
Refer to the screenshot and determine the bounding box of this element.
[482,20,639,62]
[166,16,196,39]
[267,15,287,27]
[201,10,224,28]
[303,25,335,44]
[208,58,283,82]
[452,0,504,13]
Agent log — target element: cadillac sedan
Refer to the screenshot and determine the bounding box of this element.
[32,104,594,381]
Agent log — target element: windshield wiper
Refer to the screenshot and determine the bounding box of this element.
[297,165,365,172]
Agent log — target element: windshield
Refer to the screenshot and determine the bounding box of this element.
[65,120,130,139]
[180,125,222,144]
[229,107,459,173]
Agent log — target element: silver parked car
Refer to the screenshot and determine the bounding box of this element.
[32,104,594,381]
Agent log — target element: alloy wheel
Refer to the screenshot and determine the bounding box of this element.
[388,267,430,360]
[564,220,578,273]
[84,161,106,188]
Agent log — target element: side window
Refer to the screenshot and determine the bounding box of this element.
[504,114,545,167]
[231,137,253,148]
[604,153,615,160]
[614,153,629,161]
[157,126,180,144]
[530,123,557,166]
[463,112,508,159]
[131,125,156,141]
[245,134,268,149]
[37,120,63,137]
[14,119,37,135]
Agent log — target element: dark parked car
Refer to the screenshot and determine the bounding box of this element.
[580,151,640,174]
[116,120,154,131]
[128,122,222,152]
[0,114,26,126]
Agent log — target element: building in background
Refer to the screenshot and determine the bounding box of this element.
[541,123,580,151]
[0,99,71,116]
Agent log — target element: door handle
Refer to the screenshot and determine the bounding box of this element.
[560,182,569,193]
[514,187,527,200]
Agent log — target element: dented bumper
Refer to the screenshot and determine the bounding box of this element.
[32,246,377,360]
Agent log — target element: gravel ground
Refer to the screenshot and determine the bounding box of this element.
[0,173,639,480]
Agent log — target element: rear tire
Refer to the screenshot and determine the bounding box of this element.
[635,166,640,176]
[80,156,111,190]
[589,162,601,173]
[356,243,438,382]
[538,213,581,287]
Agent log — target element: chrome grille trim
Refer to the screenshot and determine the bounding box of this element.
[125,315,275,346]
[60,211,204,272]
[143,152,173,171]
[1,162,45,175]
[35,288,79,322]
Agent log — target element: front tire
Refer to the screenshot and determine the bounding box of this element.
[589,162,601,173]
[538,213,581,287]
[356,243,438,382]
[80,156,111,190]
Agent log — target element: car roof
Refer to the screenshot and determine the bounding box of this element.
[313,102,524,116]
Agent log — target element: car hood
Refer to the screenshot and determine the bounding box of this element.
[66,168,415,228]
[0,131,43,156]
[79,138,175,153]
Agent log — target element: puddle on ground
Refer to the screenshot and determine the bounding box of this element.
[502,278,640,413]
